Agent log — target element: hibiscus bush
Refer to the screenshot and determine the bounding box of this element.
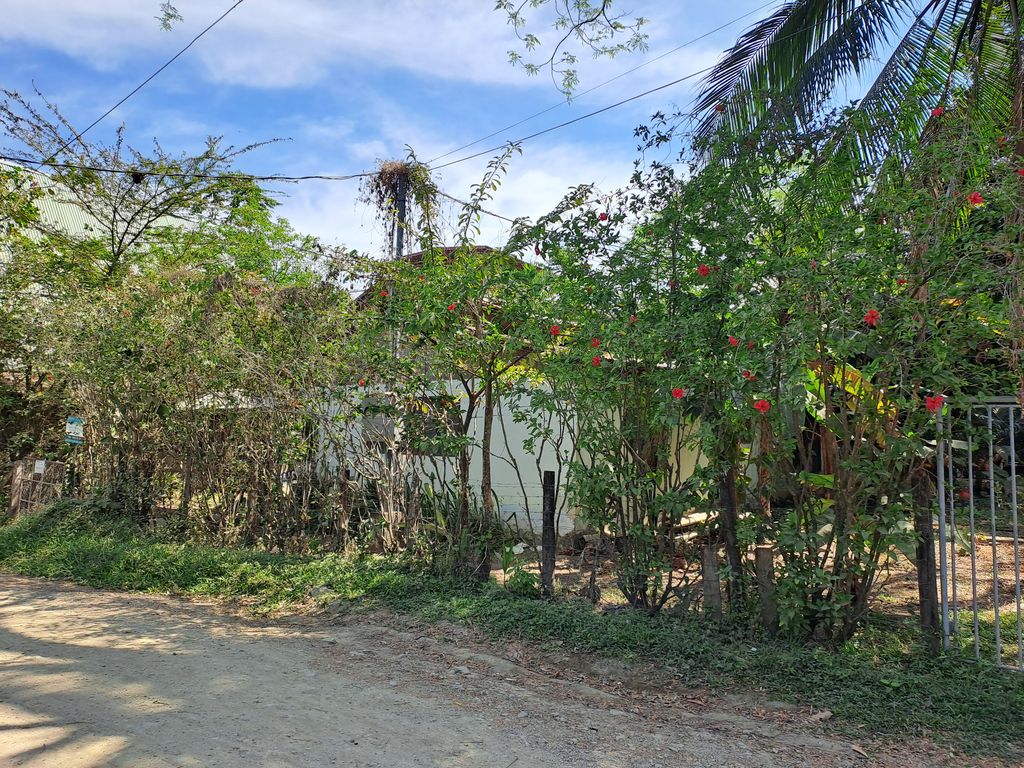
[510,110,1019,642]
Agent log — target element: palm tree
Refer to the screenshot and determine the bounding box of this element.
[693,0,1024,159]
[694,0,1024,653]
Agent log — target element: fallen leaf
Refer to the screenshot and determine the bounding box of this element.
[808,709,833,723]
[851,745,869,759]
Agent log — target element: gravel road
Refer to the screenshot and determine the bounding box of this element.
[0,576,990,767]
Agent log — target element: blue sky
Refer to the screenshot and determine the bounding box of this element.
[0,0,781,253]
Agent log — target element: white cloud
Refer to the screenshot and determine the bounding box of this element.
[0,0,729,92]
[0,0,546,89]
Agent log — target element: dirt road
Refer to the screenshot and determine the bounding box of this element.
[0,576,973,768]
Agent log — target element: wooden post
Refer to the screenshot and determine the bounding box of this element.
[754,544,779,636]
[913,465,941,653]
[702,542,722,620]
[541,471,556,598]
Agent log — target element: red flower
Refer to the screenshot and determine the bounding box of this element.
[697,264,711,277]
[592,356,601,367]
[925,394,945,414]
[671,388,685,399]
[598,212,609,221]
[379,290,388,298]
[931,106,945,117]
[550,325,560,336]
[864,308,881,327]
[1017,169,1024,177]
[742,370,756,382]
[966,191,984,207]
[358,378,366,387]
[753,399,772,414]
[897,278,908,286]
[447,303,457,311]
[590,337,600,348]
[747,340,755,350]
[728,335,739,347]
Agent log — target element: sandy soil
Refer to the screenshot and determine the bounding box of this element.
[0,575,1008,768]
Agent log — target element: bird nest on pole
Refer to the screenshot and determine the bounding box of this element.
[362,159,437,258]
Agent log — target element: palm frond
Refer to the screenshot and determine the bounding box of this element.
[693,0,918,143]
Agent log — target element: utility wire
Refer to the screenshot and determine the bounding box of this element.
[52,0,248,157]
[427,66,715,173]
[0,154,373,182]
[424,0,779,166]
[9,6,831,190]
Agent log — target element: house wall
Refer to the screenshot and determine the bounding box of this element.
[318,384,705,539]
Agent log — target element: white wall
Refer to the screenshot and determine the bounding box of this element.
[316,384,580,537]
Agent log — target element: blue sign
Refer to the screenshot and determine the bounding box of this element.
[65,416,85,445]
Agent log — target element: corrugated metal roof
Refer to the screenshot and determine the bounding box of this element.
[1,160,106,241]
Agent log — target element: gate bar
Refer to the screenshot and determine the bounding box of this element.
[936,409,951,651]
[1008,405,1023,669]
[967,409,980,660]
[986,406,1002,665]
[947,415,959,643]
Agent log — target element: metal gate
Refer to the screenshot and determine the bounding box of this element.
[936,397,1023,670]
[6,458,67,518]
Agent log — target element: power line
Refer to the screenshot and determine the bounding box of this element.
[7,7,837,192]
[424,0,779,166]
[0,154,374,182]
[53,0,248,157]
[427,66,715,173]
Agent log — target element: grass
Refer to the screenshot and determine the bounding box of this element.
[1,501,1023,759]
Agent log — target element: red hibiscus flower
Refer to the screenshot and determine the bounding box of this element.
[864,308,881,327]
[742,370,756,381]
[753,399,772,414]
[590,337,600,348]
[592,356,601,367]
[967,191,984,207]
[358,378,366,387]
[447,303,457,311]
[697,264,711,277]
[550,325,560,336]
[925,394,945,414]
[379,290,388,298]
[598,212,609,221]
[1018,169,1024,177]
[728,335,739,347]
[931,106,945,117]
[671,388,685,399]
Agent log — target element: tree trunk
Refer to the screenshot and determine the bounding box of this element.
[718,463,744,603]
[481,377,495,523]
